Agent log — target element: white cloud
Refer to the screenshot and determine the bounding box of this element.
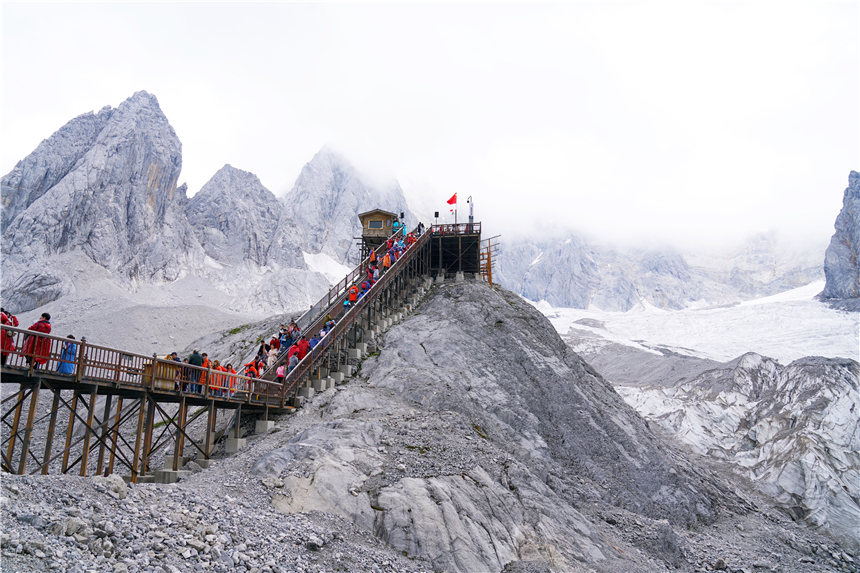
[1,3,856,249]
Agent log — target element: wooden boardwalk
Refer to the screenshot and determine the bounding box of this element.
[1,224,481,481]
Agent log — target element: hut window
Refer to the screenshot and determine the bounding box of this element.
[369,220,383,229]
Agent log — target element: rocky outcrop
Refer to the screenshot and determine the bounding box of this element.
[1,91,203,312]
[252,282,765,572]
[282,145,415,264]
[616,352,860,551]
[821,171,860,307]
[186,164,304,269]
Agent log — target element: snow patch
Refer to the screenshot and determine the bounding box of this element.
[204,256,224,270]
[531,282,858,363]
[302,251,352,285]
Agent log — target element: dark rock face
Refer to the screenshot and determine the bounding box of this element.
[186,165,304,269]
[1,91,203,311]
[282,145,415,264]
[821,171,860,305]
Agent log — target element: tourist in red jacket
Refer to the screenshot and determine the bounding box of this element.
[1,308,19,366]
[23,313,52,368]
[297,336,310,360]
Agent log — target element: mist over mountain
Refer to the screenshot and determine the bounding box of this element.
[282,145,415,265]
[496,230,824,311]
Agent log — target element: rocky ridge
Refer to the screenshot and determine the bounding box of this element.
[1,91,203,312]
[613,353,860,553]
[821,171,860,309]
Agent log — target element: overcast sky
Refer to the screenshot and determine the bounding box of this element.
[2,3,857,248]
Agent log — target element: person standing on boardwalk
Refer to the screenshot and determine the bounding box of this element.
[23,313,51,369]
[1,308,19,366]
[188,349,204,393]
[56,335,77,374]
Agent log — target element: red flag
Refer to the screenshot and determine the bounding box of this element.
[446,193,457,205]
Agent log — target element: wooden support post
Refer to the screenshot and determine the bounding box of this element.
[140,396,156,477]
[61,391,79,473]
[172,396,187,471]
[18,382,41,474]
[107,397,123,476]
[80,386,98,476]
[42,390,61,474]
[5,386,26,470]
[130,397,147,483]
[95,394,113,475]
[204,401,215,459]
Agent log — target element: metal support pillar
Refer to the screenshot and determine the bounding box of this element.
[140,396,156,478]
[5,386,24,468]
[172,396,187,471]
[130,397,146,483]
[107,397,123,476]
[205,401,215,459]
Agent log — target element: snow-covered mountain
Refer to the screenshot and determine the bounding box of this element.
[282,145,415,265]
[0,91,203,312]
[533,281,859,553]
[497,231,824,312]
[616,354,859,552]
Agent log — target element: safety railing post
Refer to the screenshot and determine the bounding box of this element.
[149,354,157,391]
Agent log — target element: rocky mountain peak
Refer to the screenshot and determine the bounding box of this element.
[186,164,303,269]
[821,170,860,306]
[282,145,414,264]
[1,90,201,312]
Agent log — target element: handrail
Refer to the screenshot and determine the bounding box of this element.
[289,227,415,343]
[431,222,481,235]
[0,326,283,408]
[272,228,431,399]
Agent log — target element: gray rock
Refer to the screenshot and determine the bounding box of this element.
[282,144,416,264]
[1,91,204,312]
[821,171,860,303]
[186,165,305,270]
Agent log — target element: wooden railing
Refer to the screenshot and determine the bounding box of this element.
[272,228,431,400]
[431,222,481,235]
[0,327,282,408]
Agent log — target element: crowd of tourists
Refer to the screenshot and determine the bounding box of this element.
[1,308,81,374]
[1,222,424,401]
